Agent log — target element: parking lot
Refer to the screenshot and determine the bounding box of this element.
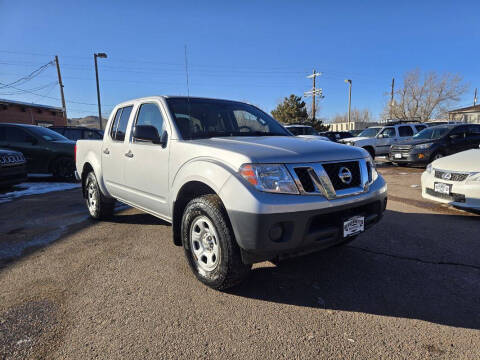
[0,162,479,359]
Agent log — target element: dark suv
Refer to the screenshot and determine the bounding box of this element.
[49,126,103,141]
[389,124,480,166]
[0,123,76,180]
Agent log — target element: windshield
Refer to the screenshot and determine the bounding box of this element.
[413,126,450,140]
[358,127,381,138]
[31,126,69,142]
[287,126,318,136]
[165,98,290,140]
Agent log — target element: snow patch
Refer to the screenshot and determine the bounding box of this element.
[0,182,80,204]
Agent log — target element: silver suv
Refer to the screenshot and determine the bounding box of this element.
[340,123,427,158]
[76,96,387,289]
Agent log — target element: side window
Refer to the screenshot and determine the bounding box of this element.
[398,126,414,137]
[379,127,396,138]
[468,125,480,135]
[415,125,427,132]
[6,127,33,143]
[64,129,83,141]
[450,126,467,137]
[134,103,165,140]
[110,106,133,142]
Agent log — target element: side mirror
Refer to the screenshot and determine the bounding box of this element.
[132,125,167,147]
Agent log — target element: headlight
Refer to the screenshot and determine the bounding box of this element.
[426,164,432,174]
[368,158,378,183]
[239,164,299,194]
[466,172,480,184]
[415,142,433,150]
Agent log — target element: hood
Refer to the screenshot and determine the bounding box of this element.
[340,136,370,143]
[0,148,22,156]
[183,136,368,168]
[297,135,331,141]
[394,138,439,146]
[432,149,480,172]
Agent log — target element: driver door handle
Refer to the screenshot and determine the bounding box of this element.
[125,150,134,158]
[103,148,110,155]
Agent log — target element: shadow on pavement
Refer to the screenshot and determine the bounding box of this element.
[229,210,480,330]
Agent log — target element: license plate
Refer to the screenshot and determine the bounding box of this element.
[434,182,450,195]
[343,216,365,238]
[394,153,402,159]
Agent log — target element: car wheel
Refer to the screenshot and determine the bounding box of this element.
[363,147,375,159]
[52,156,75,181]
[181,194,251,290]
[84,172,115,219]
[430,153,444,162]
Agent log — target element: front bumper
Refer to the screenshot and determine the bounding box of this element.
[388,148,433,164]
[421,171,480,210]
[0,163,27,187]
[222,175,387,263]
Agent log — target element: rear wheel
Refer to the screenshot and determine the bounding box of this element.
[181,194,251,290]
[52,156,75,181]
[363,146,375,159]
[84,172,115,219]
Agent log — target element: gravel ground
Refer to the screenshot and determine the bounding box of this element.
[0,164,479,359]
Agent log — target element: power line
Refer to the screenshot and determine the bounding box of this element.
[0,61,54,89]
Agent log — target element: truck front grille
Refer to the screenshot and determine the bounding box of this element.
[322,161,361,190]
[287,159,371,199]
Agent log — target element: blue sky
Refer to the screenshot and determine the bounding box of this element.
[0,0,478,121]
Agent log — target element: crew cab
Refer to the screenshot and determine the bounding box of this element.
[75,96,387,289]
[340,123,427,158]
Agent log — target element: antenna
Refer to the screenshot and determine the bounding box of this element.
[184,44,192,128]
[184,44,190,98]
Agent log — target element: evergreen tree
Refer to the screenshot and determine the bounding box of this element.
[271,95,308,124]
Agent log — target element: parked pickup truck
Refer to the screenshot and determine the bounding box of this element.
[75,96,387,289]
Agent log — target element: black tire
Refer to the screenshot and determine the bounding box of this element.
[84,172,115,219]
[52,156,75,181]
[181,194,251,290]
[430,152,444,163]
[363,147,375,159]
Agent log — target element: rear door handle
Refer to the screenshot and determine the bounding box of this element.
[125,150,134,158]
[103,148,110,155]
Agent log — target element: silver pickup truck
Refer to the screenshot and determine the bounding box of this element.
[75,96,387,289]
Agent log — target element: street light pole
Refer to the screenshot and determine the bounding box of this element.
[345,79,352,130]
[94,52,108,130]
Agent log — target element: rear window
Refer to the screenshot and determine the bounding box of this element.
[110,106,133,141]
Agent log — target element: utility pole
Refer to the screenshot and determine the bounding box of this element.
[345,79,352,129]
[54,55,67,120]
[474,88,478,106]
[304,70,323,122]
[389,77,395,119]
[94,52,108,130]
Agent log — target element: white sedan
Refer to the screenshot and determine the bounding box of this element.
[421,148,480,210]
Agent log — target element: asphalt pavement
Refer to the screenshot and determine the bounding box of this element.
[0,164,479,359]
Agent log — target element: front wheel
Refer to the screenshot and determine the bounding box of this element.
[84,172,115,219]
[430,152,444,162]
[52,156,75,181]
[181,194,251,290]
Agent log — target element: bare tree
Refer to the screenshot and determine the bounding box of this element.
[331,108,373,123]
[386,69,468,121]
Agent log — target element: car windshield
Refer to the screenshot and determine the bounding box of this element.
[165,98,290,139]
[358,127,381,138]
[287,126,318,136]
[413,126,450,140]
[31,126,69,142]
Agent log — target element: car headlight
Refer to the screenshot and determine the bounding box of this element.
[426,164,432,174]
[239,164,299,194]
[415,142,433,150]
[466,172,480,184]
[367,158,378,183]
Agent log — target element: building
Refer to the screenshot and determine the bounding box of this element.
[448,105,480,124]
[0,99,66,127]
[329,121,379,132]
